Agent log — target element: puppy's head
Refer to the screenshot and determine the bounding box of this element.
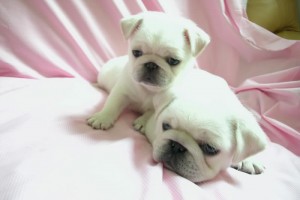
[145,73,268,182]
[120,12,210,92]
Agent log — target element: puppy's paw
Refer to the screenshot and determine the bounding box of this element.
[231,159,265,175]
[87,112,114,130]
[133,116,147,134]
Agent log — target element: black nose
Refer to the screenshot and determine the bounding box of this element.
[170,141,186,153]
[144,62,158,71]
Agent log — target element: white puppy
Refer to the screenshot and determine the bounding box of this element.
[87,12,210,129]
[135,69,268,182]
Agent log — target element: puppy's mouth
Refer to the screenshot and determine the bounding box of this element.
[154,140,202,181]
[136,62,170,88]
[156,141,189,169]
[140,72,159,85]
[159,140,185,161]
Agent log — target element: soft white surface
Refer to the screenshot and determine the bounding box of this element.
[1,78,299,200]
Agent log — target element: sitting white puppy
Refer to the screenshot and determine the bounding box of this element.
[87,12,210,130]
[135,69,268,183]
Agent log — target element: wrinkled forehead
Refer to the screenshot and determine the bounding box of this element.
[141,23,184,40]
[158,109,233,150]
[161,100,233,137]
[130,18,187,52]
[141,14,186,33]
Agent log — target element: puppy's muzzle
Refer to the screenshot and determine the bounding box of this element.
[159,140,187,163]
[144,62,158,71]
[170,141,187,154]
[139,62,161,86]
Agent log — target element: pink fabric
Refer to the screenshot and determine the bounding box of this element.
[1,0,300,200]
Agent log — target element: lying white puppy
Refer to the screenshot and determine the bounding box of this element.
[135,69,269,183]
[87,12,210,129]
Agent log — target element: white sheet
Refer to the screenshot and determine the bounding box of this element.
[1,77,299,200]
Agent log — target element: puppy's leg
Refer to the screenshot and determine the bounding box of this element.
[231,156,265,174]
[133,110,153,134]
[87,85,129,130]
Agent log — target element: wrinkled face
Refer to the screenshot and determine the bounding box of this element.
[144,67,267,182]
[128,17,194,92]
[150,100,236,182]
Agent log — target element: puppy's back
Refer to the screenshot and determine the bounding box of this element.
[173,69,233,101]
[97,56,128,92]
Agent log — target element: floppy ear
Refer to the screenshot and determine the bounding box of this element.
[120,14,143,39]
[184,22,210,57]
[232,111,268,164]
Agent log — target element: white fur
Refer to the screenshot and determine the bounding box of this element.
[135,69,268,182]
[87,12,210,129]
[87,12,267,183]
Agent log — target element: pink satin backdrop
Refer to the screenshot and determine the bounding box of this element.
[1,0,299,153]
[1,1,300,199]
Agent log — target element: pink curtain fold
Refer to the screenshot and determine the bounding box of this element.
[1,0,300,152]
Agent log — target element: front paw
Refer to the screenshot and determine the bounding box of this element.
[133,116,147,134]
[231,160,265,174]
[87,112,114,130]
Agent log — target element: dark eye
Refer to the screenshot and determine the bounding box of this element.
[132,50,143,58]
[162,122,172,131]
[166,57,180,66]
[199,143,219,156]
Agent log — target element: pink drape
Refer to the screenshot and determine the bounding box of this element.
[1,1,300,200]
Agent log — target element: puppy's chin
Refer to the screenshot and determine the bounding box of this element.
[138,82,169,92]
[135,68,171,91]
